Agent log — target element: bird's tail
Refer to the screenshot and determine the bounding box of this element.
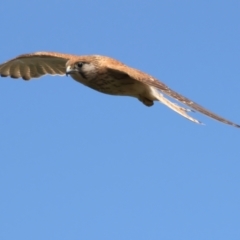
[150,87,203,125]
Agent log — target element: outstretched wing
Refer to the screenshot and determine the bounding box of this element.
[144,78,240,128]
[0,52,79,80]
[105,61,240,128]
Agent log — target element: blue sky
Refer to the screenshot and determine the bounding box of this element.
[0,1,240,239]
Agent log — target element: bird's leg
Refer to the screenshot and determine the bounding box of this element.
[138,96,154,107]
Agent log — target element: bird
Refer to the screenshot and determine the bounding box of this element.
[0,51,239,128]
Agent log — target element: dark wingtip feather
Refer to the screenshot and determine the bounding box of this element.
[22,76,31,80]
[10,75,20,79]
[1,74,8,77]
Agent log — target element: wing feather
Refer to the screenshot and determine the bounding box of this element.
[0,52,78,80]
[0,63,11,76]
[35,64,46,76]
[9,62,21,78]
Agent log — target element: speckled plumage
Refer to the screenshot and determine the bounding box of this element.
[0,51,239,128]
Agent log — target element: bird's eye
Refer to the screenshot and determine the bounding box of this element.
[77,62,84,68]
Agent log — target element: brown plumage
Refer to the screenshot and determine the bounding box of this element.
[0,51,239,128]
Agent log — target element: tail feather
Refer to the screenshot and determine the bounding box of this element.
[150,87,203,125]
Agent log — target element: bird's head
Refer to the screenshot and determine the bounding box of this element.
[66,57,98,80]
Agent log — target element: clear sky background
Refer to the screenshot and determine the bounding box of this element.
[0,1,240,240]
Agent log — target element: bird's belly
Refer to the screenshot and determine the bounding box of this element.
[75,77,147,97]
[90,80,147,96]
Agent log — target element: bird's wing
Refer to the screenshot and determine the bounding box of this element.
[0,52,78,80]
[105,63,240,128]
[142,76,240,128]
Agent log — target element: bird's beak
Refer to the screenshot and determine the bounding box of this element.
[66,66,76,76]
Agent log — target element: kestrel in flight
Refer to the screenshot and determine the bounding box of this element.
[0,51,239,128]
